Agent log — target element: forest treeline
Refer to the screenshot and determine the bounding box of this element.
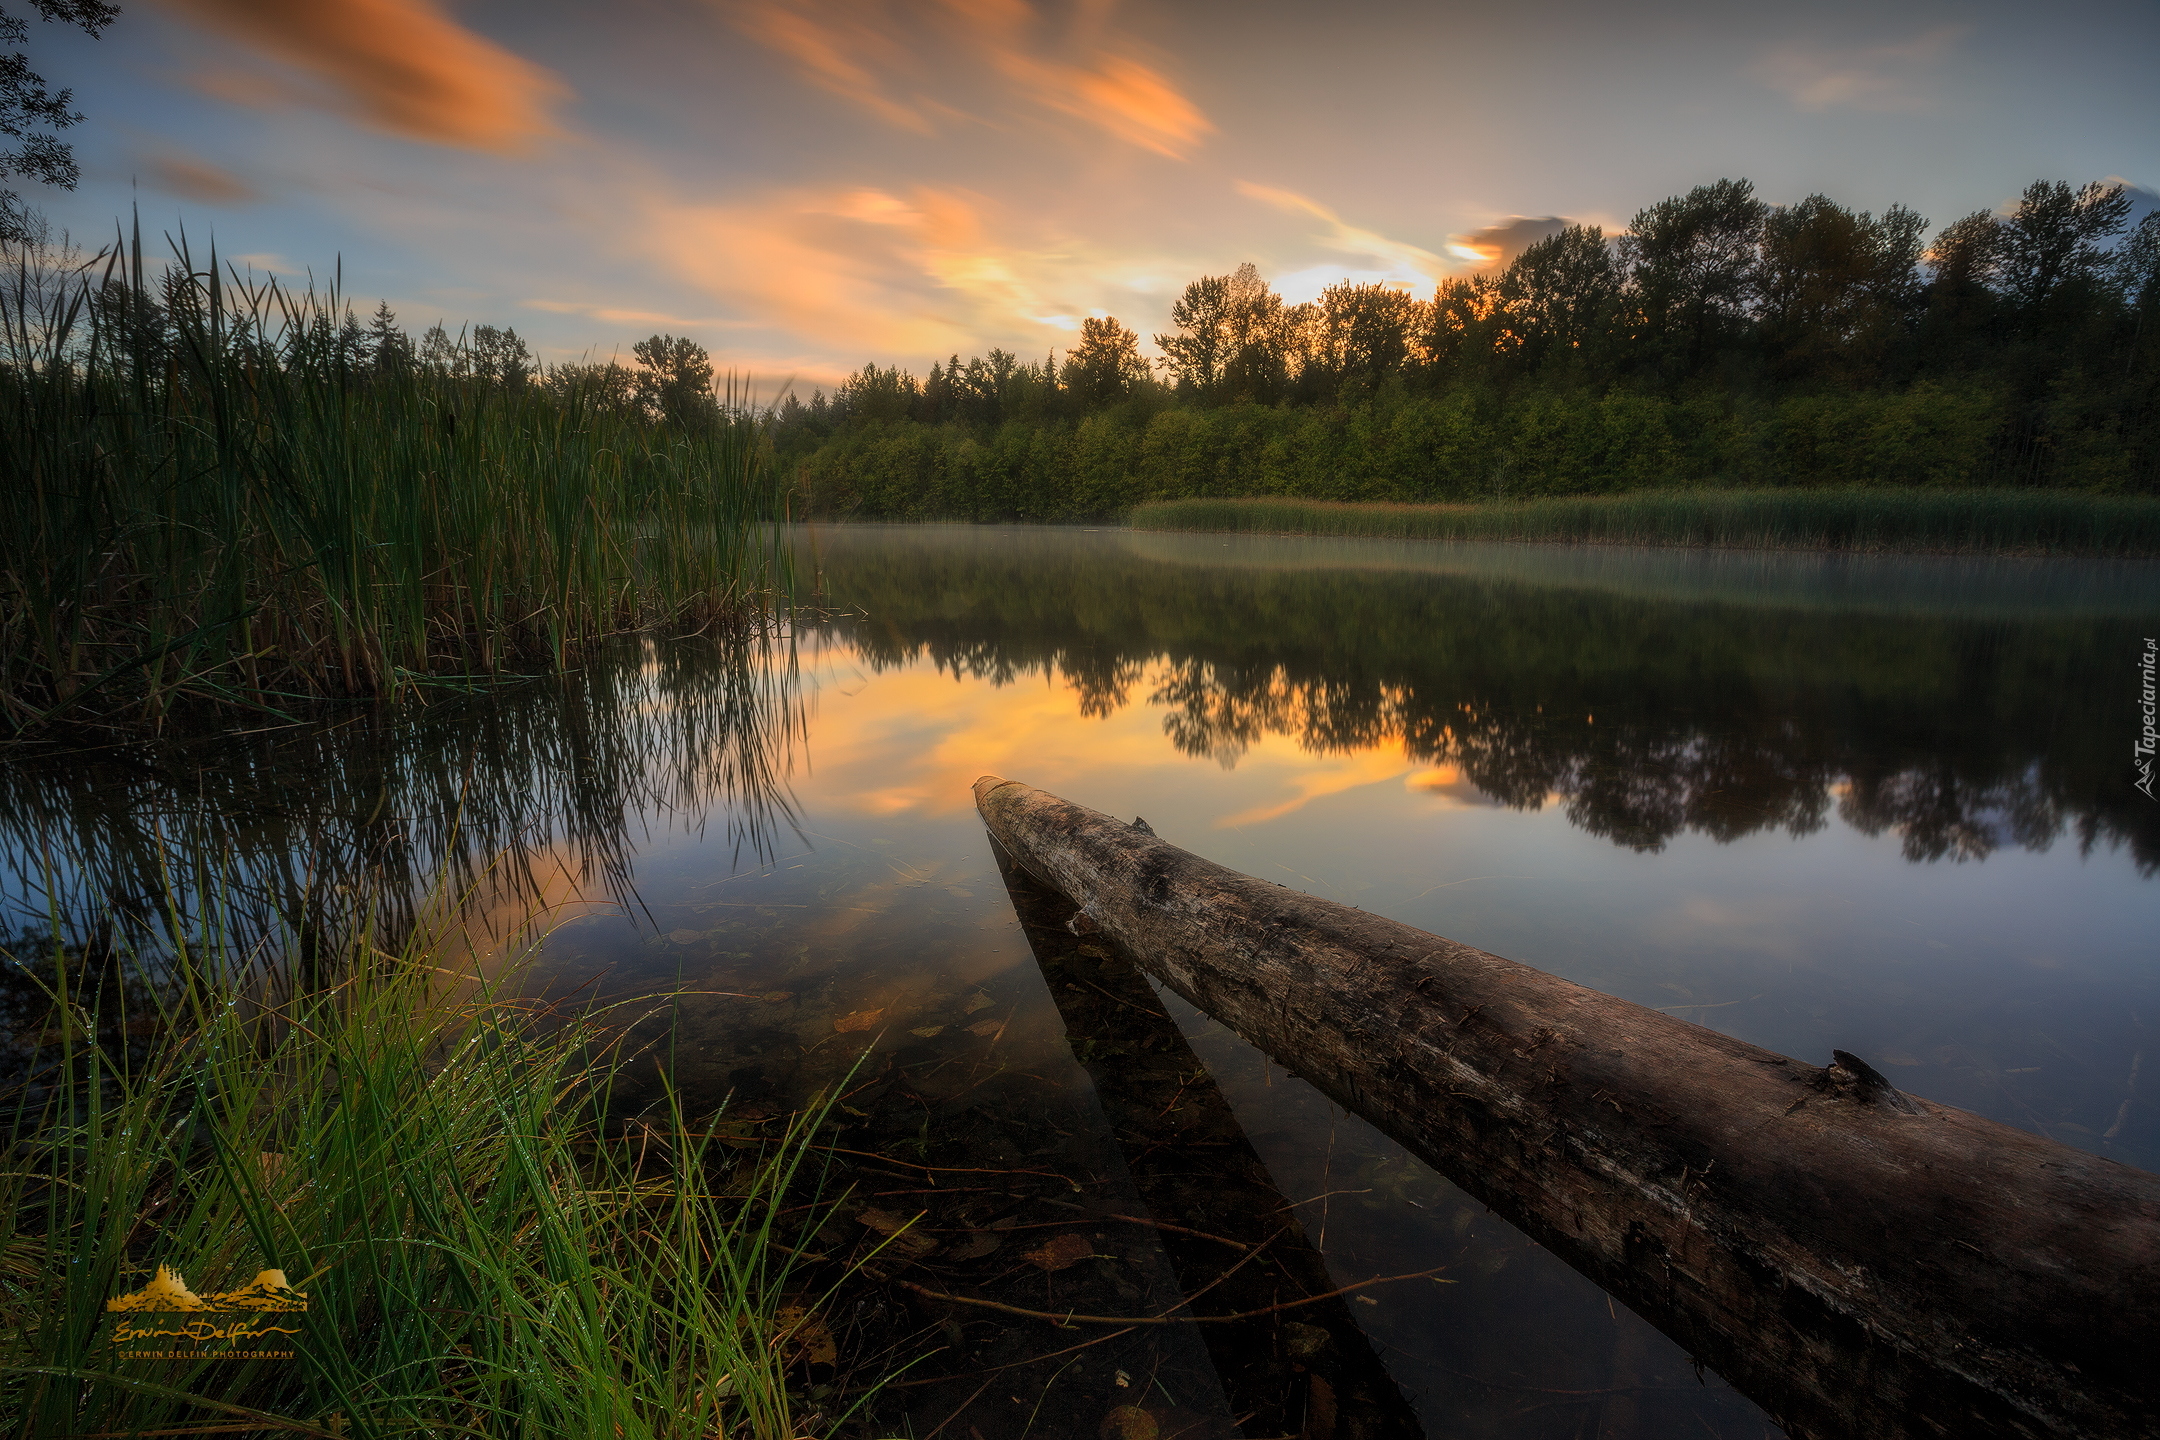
[773,178,2160,518]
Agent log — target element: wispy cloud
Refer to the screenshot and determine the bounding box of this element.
[229,252,299,275]
[1751,25,1967,113]
[1235,182,1450,293]
[721,0,1212,157]
[728,0,934,133]
[151,0,569,150]
[143,151,258,204]
[640,181,1137,362]
[523,298,748,331]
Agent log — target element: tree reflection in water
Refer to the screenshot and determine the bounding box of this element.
[803,524,2156,872]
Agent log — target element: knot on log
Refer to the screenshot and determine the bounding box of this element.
[1824,1050,1924,1116]
[1130,816,1156,836]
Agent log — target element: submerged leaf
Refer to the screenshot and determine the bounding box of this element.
[887,1230,938,1259]
[774,1302,836,1366]
[962,992,994,1014]
[667,928,703,945]
[947,1231,1001,1262]
[857,1208,937,1257]
[966,1019,1002,1037]
[834,1008,885,1033]
[1023,1232,1094,1271]
[910,1024,946,1038]
[856,1207,910,1234]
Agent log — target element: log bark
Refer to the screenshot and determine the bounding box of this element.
[975,775,2160,1440]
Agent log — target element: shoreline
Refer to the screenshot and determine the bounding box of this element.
[1123,489,2160,560]
[1122,523,2151,559]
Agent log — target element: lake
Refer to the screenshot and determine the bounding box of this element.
[8,522,2154,1440]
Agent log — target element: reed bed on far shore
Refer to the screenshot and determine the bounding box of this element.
[0,230,783,740]
[1127,490,2160,556]
[1,901,849,1440]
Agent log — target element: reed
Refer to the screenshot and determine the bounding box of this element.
[0,228,784,738]
[0,903,850,1440]
[1127,490,2160,556]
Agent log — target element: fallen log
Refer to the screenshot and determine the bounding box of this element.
[974,775,2160,1440]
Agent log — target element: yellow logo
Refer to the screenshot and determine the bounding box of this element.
[105,1264,308,1358]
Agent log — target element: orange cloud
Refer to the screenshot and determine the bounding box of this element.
[723,0,1211,157]
[729,0,933,133]
[523,298,747,331]
[1019,51,1211,158]
[152,0,568,150]
[644,182,1100,359]
[143,151,258,204]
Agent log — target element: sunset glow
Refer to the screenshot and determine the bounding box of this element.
[792,642,1535,833]
[13,1,2137,383]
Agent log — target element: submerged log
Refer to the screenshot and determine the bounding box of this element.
[974,776,2160,1440]
[997,843,1427,1440]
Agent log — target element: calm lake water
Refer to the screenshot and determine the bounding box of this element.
[8,523,2156,1440]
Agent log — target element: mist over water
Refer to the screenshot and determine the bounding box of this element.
[7,523,2153,1439]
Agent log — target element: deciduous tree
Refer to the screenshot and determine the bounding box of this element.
[471,324,534,388]
[1156,273,1234,394]
[1995,179,2132,311]
[1312,282,1421,399]
[634,332,715,422]
[1621,178,1766,381]
[1494,225,1621,373]
[1,0,119,242]
[1755,197,1925,378]
[1062,315,1150,409]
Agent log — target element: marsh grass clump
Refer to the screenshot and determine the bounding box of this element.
[0,228,784,740]
[0,910,847,1440]
[1127,490,2160,556]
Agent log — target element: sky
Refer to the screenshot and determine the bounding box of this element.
[17,0,2160,386]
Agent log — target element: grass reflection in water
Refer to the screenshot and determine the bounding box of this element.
[0,632,804,973]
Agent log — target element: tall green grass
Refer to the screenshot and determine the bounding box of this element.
[1,907,849,1439]
[1127,490,2160,555]
[0,229,783,738]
